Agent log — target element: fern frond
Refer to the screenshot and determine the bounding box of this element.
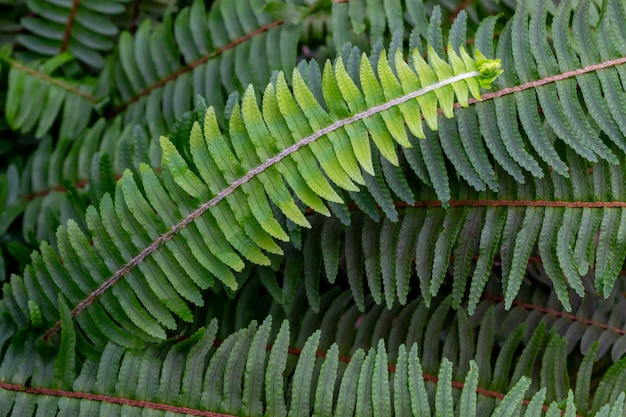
[106,0,310,138]
[1,52,99,139]
[9,0,626,288]
[17,0,128,68]
[2,39,500,345]
[279,145,626,312]
[262,285,626,413]
[329,0,516,52]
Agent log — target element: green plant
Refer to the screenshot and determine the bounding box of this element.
[1,0,626,415]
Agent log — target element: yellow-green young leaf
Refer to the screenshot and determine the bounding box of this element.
[410,50,440,130]
[239,87,314,227]
[361,52,411,149]
[460,47,482,99]
[446,44,471,106]
[322,60,375,176]
[335,57,399,165]
[139,163,241,283]
[262,82,342,205]
[114,186,195,323]
[161,136,209,199]
[377,50,416,147]
[275,72,359,192]
[359,54,410,161]
[120,173,208,306]
[189,121,221,192]
[393,50,426,139]
[198,110,281,262]
[291,69,365,185]
[85,203,175,340]
[475,49,504,89]
[426,46,456,118]
[227,103,290,242]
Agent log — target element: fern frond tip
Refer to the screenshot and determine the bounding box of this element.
[474,50,503,89]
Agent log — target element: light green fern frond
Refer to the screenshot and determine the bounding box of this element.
[2,40,500,347]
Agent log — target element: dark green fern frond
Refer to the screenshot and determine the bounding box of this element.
[0,1,26,49]
[0,298,625,417]
[4,0,626,349]
[0,98,216,282]
[1,52,100,139]
[209,282,626,412]
[329,0,520,55]
[17,0,128,69]
[111,0,176,33]
[489,279,626,363]
[326,0,626,205]
[106,0,310,138]
[2,101,205,260]
[5,120,154,249]
[276,145,626,312]
[3,1,626,416]
[0,167,28,282]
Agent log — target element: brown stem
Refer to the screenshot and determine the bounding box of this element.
[7,60,97,103]
[60,0,81,53]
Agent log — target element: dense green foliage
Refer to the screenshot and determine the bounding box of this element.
[1,0,626,415]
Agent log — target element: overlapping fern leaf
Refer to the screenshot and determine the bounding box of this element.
[183,279,626,415]
[247,0,626,315]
